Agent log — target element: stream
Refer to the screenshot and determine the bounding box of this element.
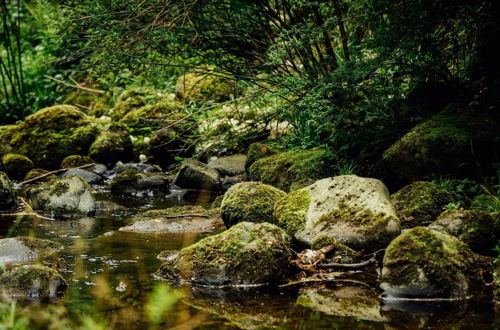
[1,187,498,329]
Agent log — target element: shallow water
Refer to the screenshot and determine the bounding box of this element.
[1,189,499,329]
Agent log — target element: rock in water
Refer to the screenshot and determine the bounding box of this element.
[88,123,133,167]
[221,182,286,228]
[391,181,453,228]
[174,159,220,191]
[28,175,96,216]
[110,169,168,196]
[275,175,400,252]
[380,227,483,300]
[1,153,34,180]
[207,154,247,176]
[155,222,293,286]
[0,171,16,211]
[61,168,103,184]
[0,264,67,299]
[0,237,62,265]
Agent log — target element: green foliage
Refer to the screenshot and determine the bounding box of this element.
[0,301,29,330]
[144,283,182,325]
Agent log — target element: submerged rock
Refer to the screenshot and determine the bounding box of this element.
[155,222,293,286]
[174,159,220,191]
[248,149,332,192]
[207,154,247,176]
[28,175,96,216]
[88,123,133,167]
[0,264,67,300]
[276,175,400,252]
[0,171,16,211]
[221,182,286,228]
[110,169,169,196]
[429,210,497,256]
[1,153,34,180]
[7,105,100,169]
[119,205,225,233]
[0,237,61,265]
[383,103,500,181]
[380,227,483,300]
[297,285,386,322]
[391,181,453,228]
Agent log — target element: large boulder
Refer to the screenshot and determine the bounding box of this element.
[248,150,332,192]
[391,181,453,228]
[0,237,61,265]
[88,123,133,167]
[429,210,497,256]
[7,105,100,169]
[175,67,236,104]
[275,175,400,252]
[380,227,483,299]
[173,159,220,191]
[221,182,286,228]
[0,264,67,299]
[1,153,34,180]
[0,171,16,211]
[155,222,293,286]
[119,205,225,233]
[383,104,500,182]
[110,169,168,196]
[207,154,246,177]
[28,175,96,217]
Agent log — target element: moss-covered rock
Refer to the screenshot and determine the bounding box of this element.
[28,175,96,217]
[7,105,101,169]
[109,88,160,119]
[221,182,286,228]
[1,153,34,180]
[282,175,400,252]
[0,264,67,299]
[245,142,280,171]
[173,159,220,191]
[391,181,453,228]
[0,125,16,158]
[0,171,16,210]
[381,227,482,299]
[120,100,183,135]
[23,169,52,182]
[89,123,133,166]
[383,104,500,182]
[147,113,195,168]
[175,67,236,104]
[0,237,62,266]
[208,154,247,177]
[110,169,169,196]
[60,155,94,169]
[119,205,225,233]
[429,210,497,256]
[63,89,111,116]
[248,149,332,192]
[471,194,500,212]
[155,222,293,286]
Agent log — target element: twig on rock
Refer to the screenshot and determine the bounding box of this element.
[318,256,377,269]
[19,163,95,186]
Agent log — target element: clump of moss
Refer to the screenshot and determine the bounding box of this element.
[383,103,500,181]
[2,153,34,180]
[0,125,16,157]
[60,155,94,169]
[120,100,184,135]
[248,149,332,192]
[273,188,310,235]
[24,169,52,182]
[381,227,479,299]
[221,182,286,228]
[430,210,497,255]
[156,222,293,286]
[110,87,164,119]
[471,194,500,212]
[391,181,453,228]
[0,171,16,210]
[63,89,111,116]
[175,66,236,104]
[245,142,280,171]
[89,123,133,166]
[8,105,101,169]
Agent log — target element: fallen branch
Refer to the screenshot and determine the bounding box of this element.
[279,276,372,288]
[0,212,54,221]
[44,75,105,94]
[163,214,210,219]
[19,163,95,186]
[381,295,473,302]
[318,256,376,270]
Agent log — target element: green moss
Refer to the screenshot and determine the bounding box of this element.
[248,149,332,192]
[245,142,280,171]
[110,87,165,119]
[310,236,358,258]
[156,222,292,286]
[391,181,453,228]
[24,169,51,182]
[17,237,62,258]
[88,123,133,166]
[2,153,34,180]
[273,188,310,235]
[0,264,67,298]
[110,169,140,194]
[471,194,500,212]
[221,182,286,228]
[175,66,236,104]
[60,155,94,169]
[0,171,16,210]
[120,100,184,135]
[8,105,101,169]
[0,125,16,157]
[382,227,476,296]
[63,89,111,115]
